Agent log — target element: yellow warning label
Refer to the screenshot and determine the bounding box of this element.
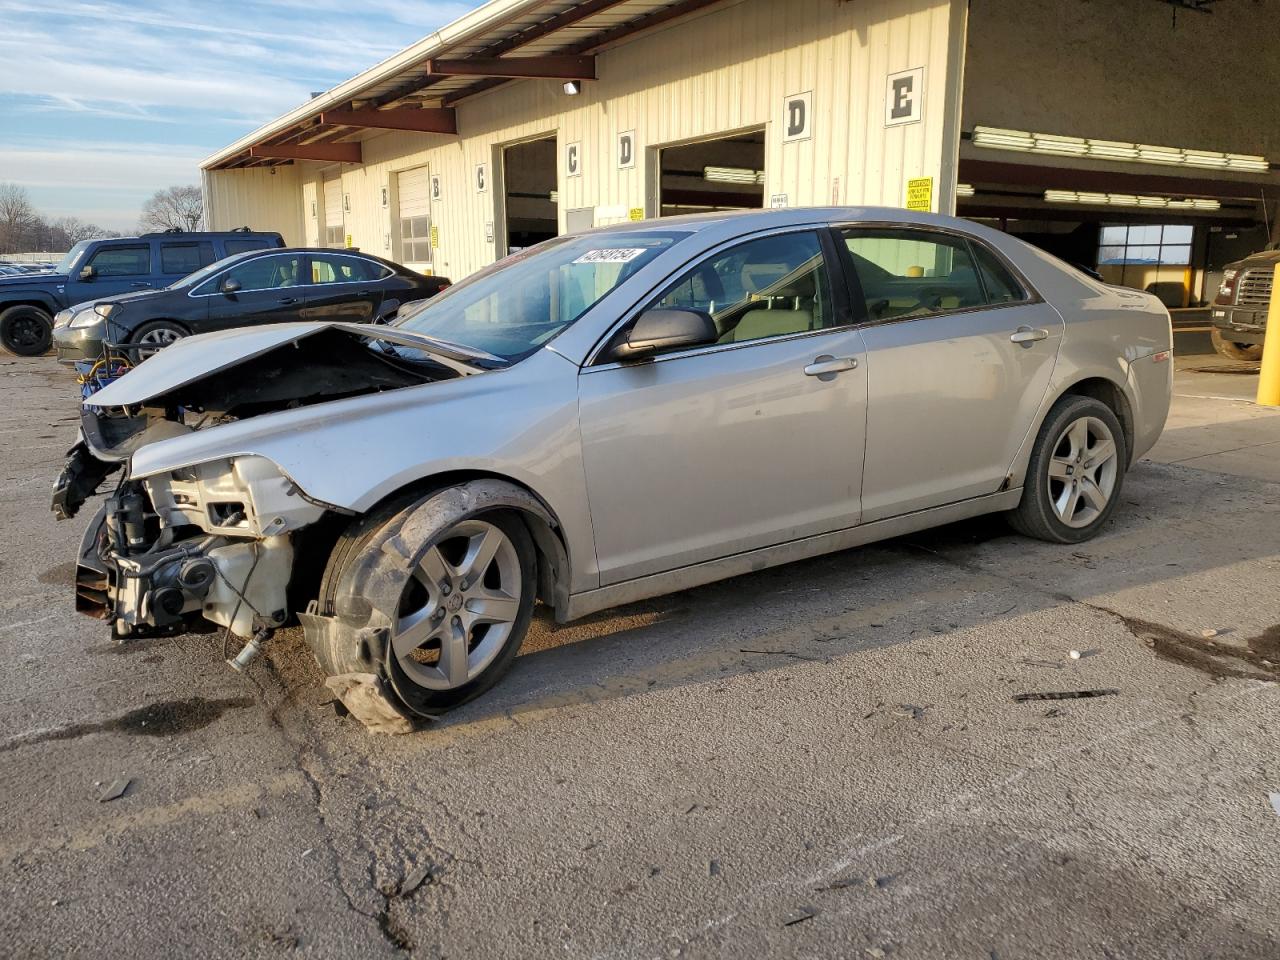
[905,177,933,212]
[344,234,354,249]
[430,225,439,248]
[629,207,645,221]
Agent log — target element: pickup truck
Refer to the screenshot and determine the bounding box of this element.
[0,229,284,356]
[1211,243,1278,361]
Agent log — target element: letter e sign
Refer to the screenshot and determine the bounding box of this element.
[782,91,812,143]
[885,67,924,127]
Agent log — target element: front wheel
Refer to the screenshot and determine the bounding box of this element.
[1009,396,1128,544]
[1210,328,1263,362]
[318,488,537,716]
[131,320,188,360]
[0,304,53,356]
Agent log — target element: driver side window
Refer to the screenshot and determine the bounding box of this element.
[839,228,987,322]
[650,231,832,347]
[221,255,302,292]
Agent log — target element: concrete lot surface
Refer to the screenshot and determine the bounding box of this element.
[1,340,1278,959]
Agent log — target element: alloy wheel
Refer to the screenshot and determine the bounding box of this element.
[135,327,184,358]
[1046,416,1119,529]
[392,519,522,690]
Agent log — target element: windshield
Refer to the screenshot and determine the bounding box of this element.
[57,241,92,274]
[393,230,689,361]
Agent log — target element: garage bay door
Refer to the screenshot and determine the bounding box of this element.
[323,178,343,248]
[398,167,432,266]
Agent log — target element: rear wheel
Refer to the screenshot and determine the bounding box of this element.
[1210,328,1263,362]
[318,487,537,717]
[1009,396,1127,544]
[131,320,188,359]
[0,305,52,356]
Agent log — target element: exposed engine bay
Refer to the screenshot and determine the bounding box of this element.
[52,325,471,667]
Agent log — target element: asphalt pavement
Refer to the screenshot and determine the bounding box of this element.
[1,335,1278,959]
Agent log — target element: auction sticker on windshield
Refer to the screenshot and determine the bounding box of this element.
[573,248,649,264]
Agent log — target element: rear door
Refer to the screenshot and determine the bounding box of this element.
[200,252,309,331]
[65,242,154,303]
[837,225,1063,521]
[156,240,217,286]
[301,253,387,323]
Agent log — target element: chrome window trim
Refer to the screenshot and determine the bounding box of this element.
[187,251,385,298]
[831,220,1044,332]
[583,222,851,368]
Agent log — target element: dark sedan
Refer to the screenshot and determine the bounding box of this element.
[53,248,450,363]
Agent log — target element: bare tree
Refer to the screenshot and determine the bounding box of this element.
[0,183,37,254]
[51,216,107,246]
[138,185,204,233]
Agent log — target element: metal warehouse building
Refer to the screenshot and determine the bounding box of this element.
[202,0,1280,305]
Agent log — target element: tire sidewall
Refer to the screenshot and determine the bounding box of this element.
[1210,328,1263,362]
[131,320,188,354]
[1017,396,1128,544]
[378,508,537,716]
[0,305,52,356]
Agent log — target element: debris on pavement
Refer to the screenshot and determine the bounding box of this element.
[782,906,817,927]
[1269,794,1280,818]
[898,704,929,720]
[98,778,131,802]
[708,860,721,877]
[1012,689,1120,703]
[1201,628,1220,639]
[398,862,435,896]
[1068,650,1082,660]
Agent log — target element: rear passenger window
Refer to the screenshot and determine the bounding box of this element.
[650,231,833,347]
[840,228,985,322]
[310,254,382,283]
[160,242,216,275]
[971,243,1027,304]
[87,245,150,277]
[225,238,271,255]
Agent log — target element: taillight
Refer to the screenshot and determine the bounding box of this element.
[1215,268,1238,305]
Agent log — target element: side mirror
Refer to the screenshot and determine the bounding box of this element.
[79,265,97,281]
[221,277,242,294]
[608,308,718,362]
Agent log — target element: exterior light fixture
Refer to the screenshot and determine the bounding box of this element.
[704,166,766,185]
[955,182,975,197]
[563,80,581,95]
[1044,189,1220,210]
[972,126,1269,172]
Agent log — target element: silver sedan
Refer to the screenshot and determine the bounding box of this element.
[57,207,1172,731]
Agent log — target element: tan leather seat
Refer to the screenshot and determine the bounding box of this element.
[729,308,813,342]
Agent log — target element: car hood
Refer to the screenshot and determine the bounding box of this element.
[0,271,65,286]
[88,321,499,408]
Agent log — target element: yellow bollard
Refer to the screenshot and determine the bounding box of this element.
[1258,261,1280,407]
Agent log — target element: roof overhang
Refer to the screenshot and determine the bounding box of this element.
[203,0,729,171]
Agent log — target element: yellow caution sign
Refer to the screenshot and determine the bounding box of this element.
[629,207,645,221]
[344,234,353,249]
[905,176,933,212]
[430,225,439,248]
[1257,261,1280,407]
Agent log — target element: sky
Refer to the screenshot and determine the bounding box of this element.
[0,0,476,232]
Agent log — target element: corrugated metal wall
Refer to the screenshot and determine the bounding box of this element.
[207,0,959,281]
[203,165,305,245]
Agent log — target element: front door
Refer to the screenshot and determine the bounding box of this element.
[837,226,1064,521]
[301,252,385,323]
[202,252,309,331]
[578,229,868,585]
[66,243,154,304]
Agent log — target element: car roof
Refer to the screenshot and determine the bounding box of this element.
[581,205,1003,240]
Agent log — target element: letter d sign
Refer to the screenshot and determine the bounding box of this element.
[782,91,812,143]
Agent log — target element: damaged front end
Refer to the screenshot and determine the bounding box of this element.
[51,322,476,667]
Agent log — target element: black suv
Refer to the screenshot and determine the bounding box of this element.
[0,229,284,355]
[52,247,451,363]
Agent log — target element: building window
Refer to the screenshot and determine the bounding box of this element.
[401,215,431,263]
[326,225,345,247]
[1097,224,1193,292]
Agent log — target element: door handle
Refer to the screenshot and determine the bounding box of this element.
[803,355,858,377]
[129,281,151,288]
[278,296,299,305]
[1010,326,1049,344]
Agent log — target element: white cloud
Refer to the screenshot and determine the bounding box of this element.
[0,141,207,191]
